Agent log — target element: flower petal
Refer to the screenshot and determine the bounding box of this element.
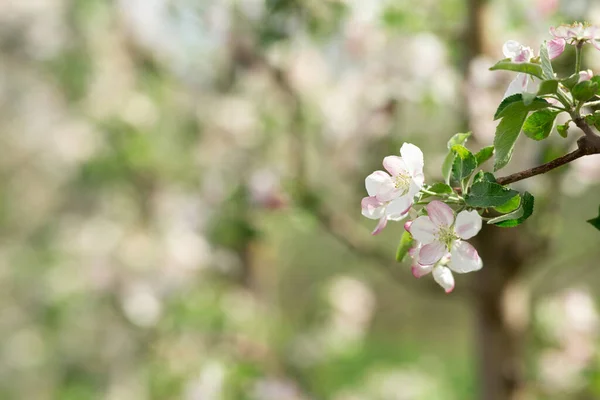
[502,40,522,58]
[419,242,446,265]
[454,210,482,240]
[382,156,408,177]
[449,240,483,273]
[579,69,593,82]
[512,46,533,63]
[408,242,421,258]
[524,75,540,94]
[412,263,433,278]
[426,200,454,227]
[409,216,437,244]
[365,170,393,197]
[593,39,600,52]
[371,216,388,235]
[547,38,566,60]
[385,196,412,221]
[361,196,385,220]
[583,25,596,40]
[550,25,569,39]
[399,143,424,179]
[408,178,424,198]
[503,74,527,99]
[433,266,455,293]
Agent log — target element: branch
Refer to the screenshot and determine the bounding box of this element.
[573,116,600,139]
[496,122,600,186]
[496,147,586,185]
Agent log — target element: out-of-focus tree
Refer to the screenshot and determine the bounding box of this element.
[1,1,600,400]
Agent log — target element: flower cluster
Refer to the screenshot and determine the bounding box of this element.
[406,201,482,293]
[502,40,542,98]
[361,144,483,293]
[361,21,600,293]
[361,143,424,235]
[503,22,600,98]
[550,22,600,54]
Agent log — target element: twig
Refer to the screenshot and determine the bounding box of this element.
[496,122,600,186]
[496,147,586,185]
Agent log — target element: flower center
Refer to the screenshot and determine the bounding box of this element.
[394,173,411,194]
[436,225,458,250]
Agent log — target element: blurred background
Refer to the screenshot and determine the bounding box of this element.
[2,0,600,399]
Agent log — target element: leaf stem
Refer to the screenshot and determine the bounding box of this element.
[415,198,462,205]
[555,88,573,110]
[420,188,445,196]
[575,42,583,74]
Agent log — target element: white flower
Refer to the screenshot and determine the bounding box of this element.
[407,200,483,274]
[502,40,540,99]
[366,143,424,203]
[361,143,424,235]
[503,40,534,63]
[407,241,456,293]
[549,22,600,58]
[361,195,412,235]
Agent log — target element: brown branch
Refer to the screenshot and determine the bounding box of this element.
[573,116,598,138]
[496,124,600,186]
[496,147,586,185]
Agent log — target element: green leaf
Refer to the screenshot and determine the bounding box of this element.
[473,171,497,183]
[465,181,519,208]
[585,111,600,131]
[494,94,550,120]
[561,73,580,90]
[475,146,494,166]
[422,183,454,199]
[557,122,569,138]
[395,231,414,262]
[441,154,454,184]
[442,132,471,183]
[493,109,528,171]
[537,79,558,96]
[494,94,524,120]
[492,192,535,227]
[493,96,550,171]
[451,145,477,182]
[587,206,600,231]
[522,109,560,141]
[447,132,471,149]
[591,76,600,87]
[489,58,544,79]
[494,94,550,121]
[494,194,520,213]
[540,41,555,80]
[572,80,598,102]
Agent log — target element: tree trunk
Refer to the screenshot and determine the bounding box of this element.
[470,225,533,400]
[460,1,537,399]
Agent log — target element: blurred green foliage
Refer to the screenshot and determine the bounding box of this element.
[1,0,600,399]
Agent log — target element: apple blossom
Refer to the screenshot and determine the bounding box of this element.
[549,22,600,59]
[501,40,540,98]
[359,22,600,293]
[408,242,456,293]
[407,200,483,273]
[361,195,412,235]
[361,143,424,234]
[503,40,534,63]
[366,143,425,203]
